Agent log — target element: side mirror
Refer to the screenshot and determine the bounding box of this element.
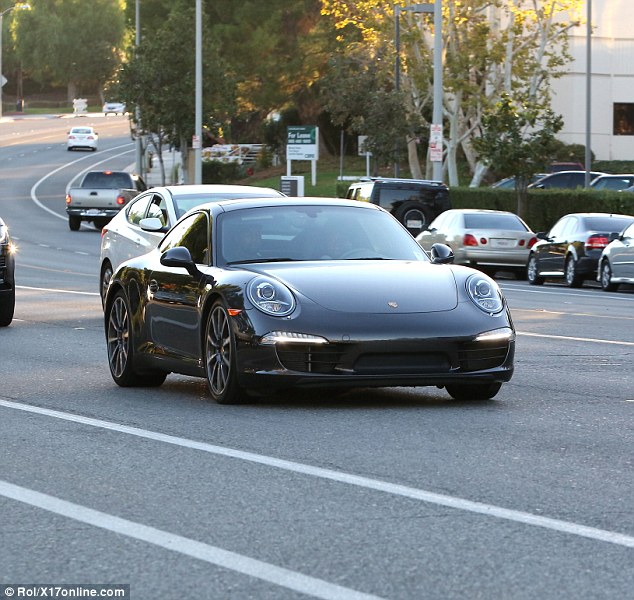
[139,217,167,232]
[608,231,620,242]
[536,232,548,240]
[429,243,454,264]
[160,246,200,277]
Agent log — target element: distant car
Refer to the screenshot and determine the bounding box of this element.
[103,197,515,404]
[547,162,584,173]
[527,212,634,287]
[589,174,634,191]
[490,174,547,189]
[597,220,634,291]
[415,209,536,278]
[0,217,16,327]
[345,178,451,236]
[527,170,605,189]
[67,126,98,151]
[102,102,126,116]
[99,184,286,303]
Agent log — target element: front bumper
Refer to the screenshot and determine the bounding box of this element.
[234,306,515,393]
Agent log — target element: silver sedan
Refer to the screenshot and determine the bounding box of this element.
[598,220,634,291]
[416,209,536,278]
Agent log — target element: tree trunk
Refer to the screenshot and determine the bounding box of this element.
[407,137,423,179]
[67,81,78,103]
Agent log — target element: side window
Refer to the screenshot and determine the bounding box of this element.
[356,183,373,203]
[548,217,569,239]
[159,212,209,265]
[146,194,168,227]
[126,194,152,225]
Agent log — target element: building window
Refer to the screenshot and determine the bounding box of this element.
[614,103,634,135]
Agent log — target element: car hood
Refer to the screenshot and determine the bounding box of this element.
[244,261,459,313]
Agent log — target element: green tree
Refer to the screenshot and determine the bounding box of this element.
[116,0,232,182]
[320,0,583,185]
[472,94,563,217]
[13,0,126,101]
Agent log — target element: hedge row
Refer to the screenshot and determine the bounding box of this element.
[449,188,634,232]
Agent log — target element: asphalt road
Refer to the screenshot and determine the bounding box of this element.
[0,116,632,600]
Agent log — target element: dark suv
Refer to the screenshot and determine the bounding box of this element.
[346,178,451,235]
[0,217,16,326]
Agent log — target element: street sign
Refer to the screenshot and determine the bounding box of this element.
[429,123,443,162]
[286,126,319,160]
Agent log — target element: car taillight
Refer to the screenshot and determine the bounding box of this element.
[526,237,538,248]
[68,135,75,139]
[87,136,94,140]
[65,194,72,205]
[463,234,478,247]
[101,227,108,238]
[585,234,609,250]
[116,195,126,205]
[480,237,487,245]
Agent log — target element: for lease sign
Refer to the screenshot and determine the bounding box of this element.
[287,126,319,160]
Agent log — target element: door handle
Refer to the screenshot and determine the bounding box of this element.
[149,280,159,292]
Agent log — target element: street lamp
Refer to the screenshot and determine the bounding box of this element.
[584,0,592,188]
[194,0,202,184]
[0,2,29,119]
[394,2,443,181]
[134,0,143,177]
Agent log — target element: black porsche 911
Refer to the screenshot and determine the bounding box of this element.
[104,198,515,404]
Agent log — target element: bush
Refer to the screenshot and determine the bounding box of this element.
[449,187,634,232]
[202,161,246,184]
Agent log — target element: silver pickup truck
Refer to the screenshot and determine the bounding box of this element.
[65,170,147,230]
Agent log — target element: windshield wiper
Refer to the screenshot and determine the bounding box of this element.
[226,258,301,265]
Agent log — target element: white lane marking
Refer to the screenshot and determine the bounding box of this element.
[17,285,99,297]
[517,331,634,346]
[0,480,382,600]
[30,144,134,222]
[1,398,632,550]
[513,308,634,321]
[501,284,634,301]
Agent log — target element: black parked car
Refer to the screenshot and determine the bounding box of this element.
[105,198,515,404]
[0,217,16,327]
[345,178,451,235]
[527,212,634,288]
[527,170,605,189]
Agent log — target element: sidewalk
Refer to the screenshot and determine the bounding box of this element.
[143,150,183,187]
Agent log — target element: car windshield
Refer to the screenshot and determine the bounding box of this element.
[173,192,282,218]
[218,205,429,265]
[463,213,528,231]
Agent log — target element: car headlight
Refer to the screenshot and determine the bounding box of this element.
[466,274,504,314]
[247,276,296,317]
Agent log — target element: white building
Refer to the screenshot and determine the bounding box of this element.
[550,0,634,160]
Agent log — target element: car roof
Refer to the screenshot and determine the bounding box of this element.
[350,177,446,187]
[155,184,284,196]
[560,212,634,219]
[444,208,517,216]
[185,196,384,214]
[591,173,634,178]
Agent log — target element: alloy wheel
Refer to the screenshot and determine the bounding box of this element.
[206,304,232,397]
[107,295,130,379]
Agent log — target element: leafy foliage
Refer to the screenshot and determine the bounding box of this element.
[13,0,126,99]
[472,93,563,216]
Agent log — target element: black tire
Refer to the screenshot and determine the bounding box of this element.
[565,256,583,288]
[100,261,113,306]
[106,290,167,387]
[393,203,432,236]
[94,218,110,230]
[205,300,247,404]
[599,259,619,292]
[68,215,81,231]
[0,288,15,327]
[526,255,544,285]
[446,382,502,401]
